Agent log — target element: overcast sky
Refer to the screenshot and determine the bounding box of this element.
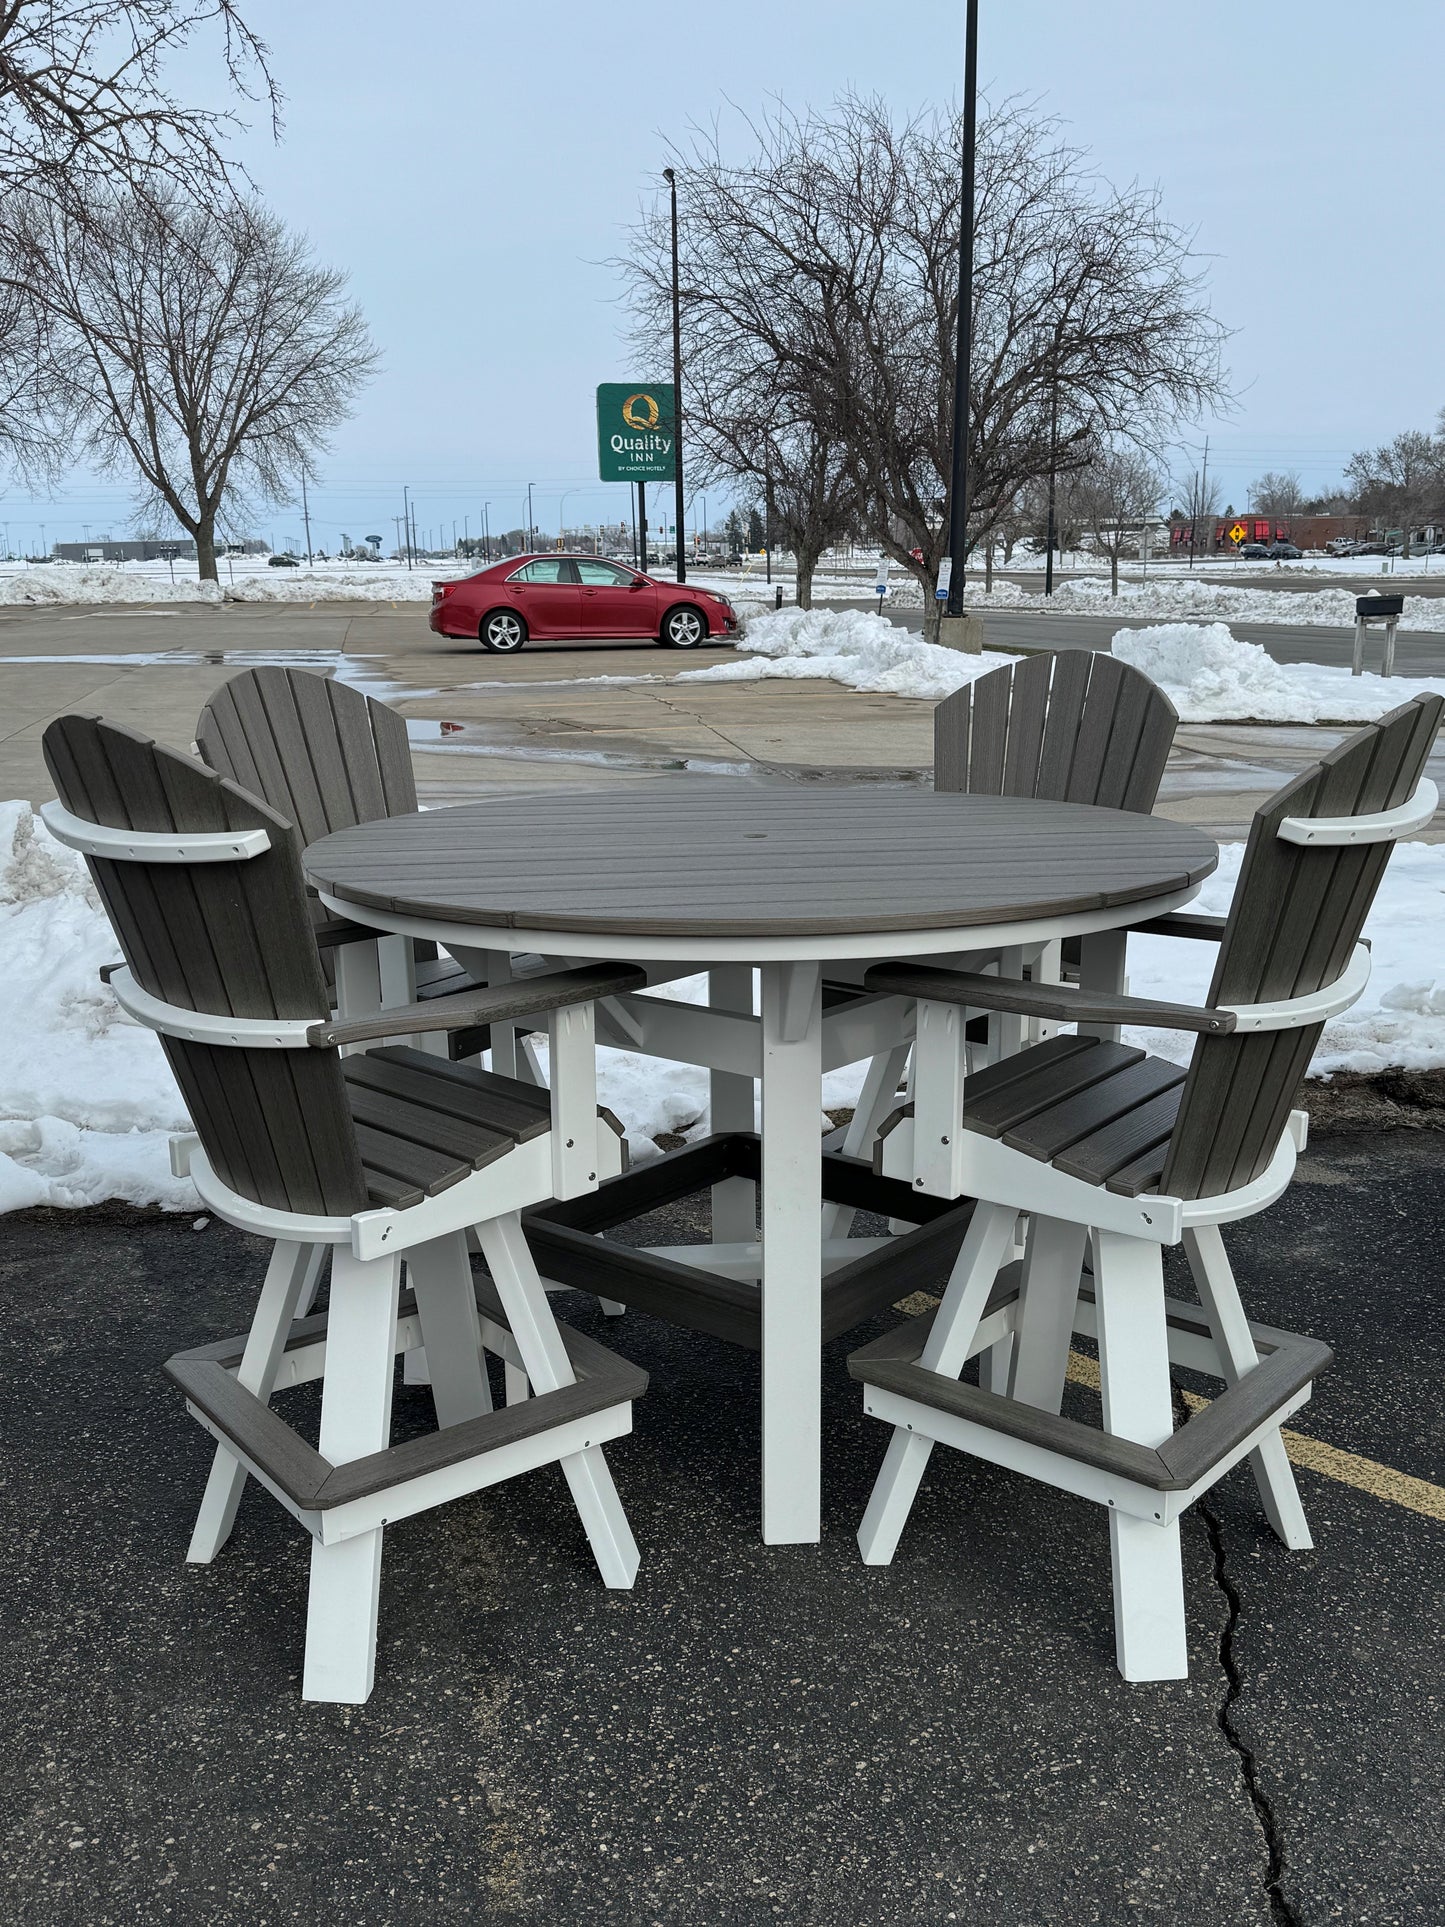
[8,0,1444,553]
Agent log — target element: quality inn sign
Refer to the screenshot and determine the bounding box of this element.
[597,382,677,482]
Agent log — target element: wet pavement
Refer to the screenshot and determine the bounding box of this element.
[2,598,1442,841]
[1,1130,1442,1923]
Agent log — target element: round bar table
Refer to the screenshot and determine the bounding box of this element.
[305,780,1218,1546]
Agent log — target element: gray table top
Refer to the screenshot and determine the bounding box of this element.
[303,781,1219,943]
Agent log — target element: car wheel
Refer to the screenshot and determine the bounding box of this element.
[480,609,527,653]
[659,604,706,648]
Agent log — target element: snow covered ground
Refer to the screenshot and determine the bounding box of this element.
[2,798,1441,1215]
[679,607,1445,725]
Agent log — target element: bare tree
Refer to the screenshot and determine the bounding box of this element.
[1249,468,1304,532]
[1076,445,1163,593]
[0,2,276,474]
[1175,463,1221,566]
[622,97,1228,604]
[25,189,376,579]
[1345,429,1443,556]
[0,2,276,197]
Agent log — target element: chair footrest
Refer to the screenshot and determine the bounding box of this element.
[848,1310,1332,1495]
[166,1284,647,1515]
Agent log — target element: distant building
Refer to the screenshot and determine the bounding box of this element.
[1168,513,1375,553]
[51,539,197,563]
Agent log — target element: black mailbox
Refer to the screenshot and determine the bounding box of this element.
[1357,594,1404,618]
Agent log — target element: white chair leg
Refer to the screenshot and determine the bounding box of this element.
[1009,1215,1089,1414]
[856,1203,1019,1563]
[187,1240,324,1565]
[302,1248,402,1705]
[1184,1224,1313,1550]
[405,1231,492,1427]
[1094,1230,1188,1682]
[979,1332,1015,1394]
[857,1429,937,1565]
[598,1299,627,1318]
[477,1214,640,1588]
[710,964,758,1244]
[504,1360,530,1404]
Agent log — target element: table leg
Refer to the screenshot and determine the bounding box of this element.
[710,965,757,1242]
[1077,929,1128,1043]
[759,960,823,1544]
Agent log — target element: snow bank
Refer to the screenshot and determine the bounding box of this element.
[684,606,1445,723]
[1112,623,1445,723]
[0,803,195,1211]
[0,564,224,605]
[678,605,1018,701]
[1031,573,1445,632]
[1,795,1440,1212]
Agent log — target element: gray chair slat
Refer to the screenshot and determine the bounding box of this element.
[1163,694,1442,1200]
[345,1083,514,1172]
[1002,1056,1185,1162]
[325,675,393,825]
[1000,654,1053,797]
[1102,1140,1171,1197]
[283,667,358,835]
[1032,649,1094,799]
[963,1039,1144,1139]
[352,1121,472,1203]
[1091,660,1156,812]
[1063,653,1124,804]
[967,665,1011,793]
[1051,1084,1183,1186]
[346,1047,552,1140]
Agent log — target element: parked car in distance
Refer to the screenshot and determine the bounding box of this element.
[1239,541,1273,560]
[1266,542,1303,560]
[428,554,739,653]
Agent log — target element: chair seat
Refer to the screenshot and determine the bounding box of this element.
[343,1046,559,1209]
[880,1034,1187,1199]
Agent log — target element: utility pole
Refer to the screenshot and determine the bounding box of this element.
[664,165,686,582]
[526,481,535,555]
[1044,343,1061,598]
[402,485,413,569]
[937,0,982,651]
[300,473,314,566]
[638,481,648,570]
[764,464,773,585]
[483,502,491,560]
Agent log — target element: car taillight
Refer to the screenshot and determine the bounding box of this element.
[431,582,447,603]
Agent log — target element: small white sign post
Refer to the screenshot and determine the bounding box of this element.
[873,558,889,613]
[935,557,953,602]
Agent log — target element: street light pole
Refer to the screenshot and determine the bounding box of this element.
[402,486,412,570]
[526,481,535,555]
[1044,358,1060,598]
[940,0,980,641]
[664,166,686,582]
[300,472,314,565]
[483,502,491,560]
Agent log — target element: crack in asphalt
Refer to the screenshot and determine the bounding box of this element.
[1173,1383,1301,1927]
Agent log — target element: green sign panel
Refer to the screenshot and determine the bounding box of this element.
[597,382,676,483]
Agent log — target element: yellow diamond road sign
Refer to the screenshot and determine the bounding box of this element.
[1229,522,1247,545]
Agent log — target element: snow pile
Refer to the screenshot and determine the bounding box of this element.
[678,605,1018,701]
[1,793,1440,1214]
[1112,623,1445,723]
[0,803,195,1212]
[0,565,225,606]
[1039,573,1445,631]
[1124,840,1445,1075]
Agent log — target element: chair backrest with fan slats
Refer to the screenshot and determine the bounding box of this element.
[42,715,368,1218]
[1162,693,1442,1200]
[934,651,1177,814]
[196,665,417,847]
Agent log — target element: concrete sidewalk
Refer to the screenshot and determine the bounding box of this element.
[1,1130,1441,1923]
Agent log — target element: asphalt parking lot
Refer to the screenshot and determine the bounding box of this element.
[2,1130,1442,1924]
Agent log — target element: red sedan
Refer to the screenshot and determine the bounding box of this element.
[428,554,738,653]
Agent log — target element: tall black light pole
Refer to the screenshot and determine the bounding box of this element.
[942,0,979,627]
[663,166,686,582]
[1044,341,1060,597]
